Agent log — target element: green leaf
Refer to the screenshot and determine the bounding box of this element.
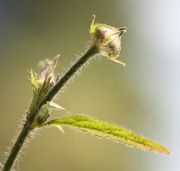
[44,115,170,155]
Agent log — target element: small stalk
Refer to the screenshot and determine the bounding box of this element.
[2,44,97,171]
[43,44,97,102]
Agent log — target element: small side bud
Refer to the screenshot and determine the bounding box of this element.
[34,101,65,127]
[36,104,50,125]
[90,15,127,66]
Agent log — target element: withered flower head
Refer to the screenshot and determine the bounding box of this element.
[30,56,59,95]
[37,58,58,85]
[90,15,127,66]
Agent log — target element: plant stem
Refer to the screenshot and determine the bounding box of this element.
[2,126,30,171]
[2,44,97,171]
[43,44,97,102]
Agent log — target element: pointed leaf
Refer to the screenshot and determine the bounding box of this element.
[45,115,170,155]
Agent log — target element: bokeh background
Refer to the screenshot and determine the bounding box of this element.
[0,0,179,171]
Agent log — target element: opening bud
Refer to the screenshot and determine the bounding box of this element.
[90,15,127,66]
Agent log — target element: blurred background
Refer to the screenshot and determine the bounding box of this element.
[0,0,179,171]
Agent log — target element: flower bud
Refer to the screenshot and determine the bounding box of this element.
[30,56,59,96]
[90,15,127,66]
[37,58,57,85]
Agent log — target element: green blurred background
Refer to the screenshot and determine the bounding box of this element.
[0,0,179,171]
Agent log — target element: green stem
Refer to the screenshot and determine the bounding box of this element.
[43,44,97,102]
[2,44,97,171]
[2,126,30,171]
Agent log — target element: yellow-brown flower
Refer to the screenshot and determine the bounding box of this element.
[90,15,127,66]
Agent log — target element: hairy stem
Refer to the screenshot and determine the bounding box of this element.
[2,126,30,171]
[43,44,97,102]
[2,44,97,171]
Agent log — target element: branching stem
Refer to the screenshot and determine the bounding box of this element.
[43,44,97,102]
[2,44,97,171]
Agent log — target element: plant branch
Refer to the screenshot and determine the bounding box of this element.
[43,44,97,102]
[2,44,97,171]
